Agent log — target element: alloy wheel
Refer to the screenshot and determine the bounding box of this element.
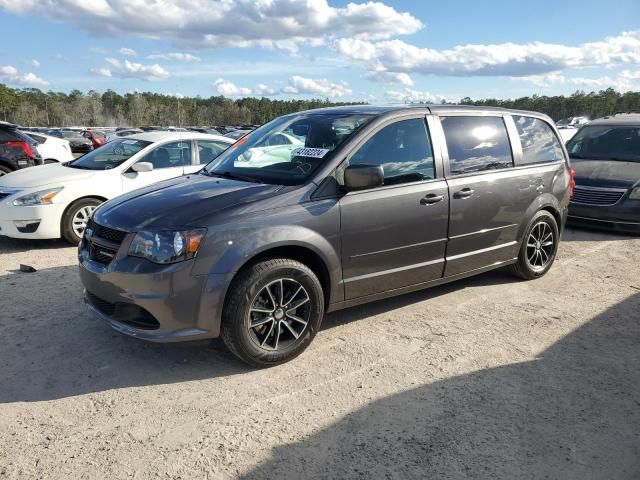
[72,205,97,238]
[526,221,554,271]
[247,278,311,351]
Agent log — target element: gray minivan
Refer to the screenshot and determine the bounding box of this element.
[79,105,572,366]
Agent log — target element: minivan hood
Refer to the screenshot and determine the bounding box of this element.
[0,163,96,188]
[571,158,640,189]
[93,174,283,231]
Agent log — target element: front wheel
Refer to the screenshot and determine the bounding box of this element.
[0,164,12,176]
[509,210,559,280]
[221,258,325,367]
[61,198,102,244]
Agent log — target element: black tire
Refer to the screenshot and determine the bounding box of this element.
[61,198,103,244]
[221,258,325,367]
[44,159,58,164]
[0,164,13,176]
[509,210,559,280]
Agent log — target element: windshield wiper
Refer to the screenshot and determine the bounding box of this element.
[203,170,262,183]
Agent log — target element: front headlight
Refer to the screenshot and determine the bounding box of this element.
[128,229,206,264]
[13,187,63,206]
[629,187,640,200]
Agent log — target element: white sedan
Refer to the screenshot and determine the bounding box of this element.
[0,131,233,243]
[24,132,75,163]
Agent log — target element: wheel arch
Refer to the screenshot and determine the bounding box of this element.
[234,245,333,310]
[0,160,15,172]
[516,194,563,243]
[60,195,108,229]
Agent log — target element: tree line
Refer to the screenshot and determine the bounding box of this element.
[0,83,638,128]
[458,88,640,121]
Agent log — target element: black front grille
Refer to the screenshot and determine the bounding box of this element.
[89,242,118,264]
[86,290,160,330]
[88,219,127,244]
[571,186,625,206]
[86,291,116,316]
[85,219,128,265]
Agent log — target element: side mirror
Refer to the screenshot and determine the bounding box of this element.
[343,164,384,191]
[131,162,154,173]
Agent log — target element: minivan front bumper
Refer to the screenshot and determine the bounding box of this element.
[568,199,640,234]
[79,249,232,342]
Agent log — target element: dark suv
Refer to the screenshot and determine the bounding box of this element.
[79,106,572,366]
[0,122,43,175]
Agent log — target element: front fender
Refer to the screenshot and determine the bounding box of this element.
[192,200,343,303]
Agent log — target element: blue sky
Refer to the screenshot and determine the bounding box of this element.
[0,0,638,102]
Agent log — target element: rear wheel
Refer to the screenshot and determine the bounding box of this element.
[221,258,324,367]
[44,159,58,164]
[61,198,102,244]
[509,210,559,280]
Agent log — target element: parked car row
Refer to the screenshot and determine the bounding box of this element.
[0,131,234,243]
[0,122,43,176]
[1,106,637,367]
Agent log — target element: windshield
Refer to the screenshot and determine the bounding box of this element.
[566,125,640,162]
[205,113,373,185]
[66,138,151,170]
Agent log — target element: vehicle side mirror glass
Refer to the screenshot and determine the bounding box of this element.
[343,164,384,191]
[131,162,153,173]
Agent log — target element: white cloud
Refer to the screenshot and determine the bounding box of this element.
[213,78,276,97]
[335,31,640,78]
[364,70,414,86]
[0,65,18,76]
[517,72,567,87]
[27,59,40,68]
[147,52,201,62]
[19,72,49,87]
[104,58,169,81]
[282,75,352,97]
[254,83,276,96]
[89,67,112,77]
[0,65,49,87]
[0,0,421,52]
[517,69,640,92]
[386,88,448,104]
[119,47,137,57]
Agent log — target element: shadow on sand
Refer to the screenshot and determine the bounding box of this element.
[242,293,640,479]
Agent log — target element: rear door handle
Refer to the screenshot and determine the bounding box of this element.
[453,188,474,199]
[420,193,444,205]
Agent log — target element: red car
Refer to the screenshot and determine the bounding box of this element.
[83,130,106,149]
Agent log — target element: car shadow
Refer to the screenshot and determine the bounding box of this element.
[0,265,251,403]
[323,269,516,331]
[0,264,519,404]
[242,293,640,479]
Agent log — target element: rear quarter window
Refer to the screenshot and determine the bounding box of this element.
[441,116,513,175]
[0,129,19,142]
[513,115,565,165]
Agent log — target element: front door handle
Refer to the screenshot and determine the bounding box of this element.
[420,193,444,205]
[453,188,475,199]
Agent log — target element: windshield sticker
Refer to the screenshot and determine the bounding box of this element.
[291,147,330,158]
[122,140,138,144]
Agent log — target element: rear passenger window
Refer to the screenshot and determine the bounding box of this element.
[349,118,435,185]
[513,115,565,165]
[197,140,230,164]
[441,116,513,175]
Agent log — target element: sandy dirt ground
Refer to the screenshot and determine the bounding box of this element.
[0,227,638,479]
